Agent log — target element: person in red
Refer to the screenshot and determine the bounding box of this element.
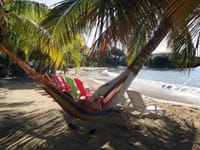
[76,83,122,112]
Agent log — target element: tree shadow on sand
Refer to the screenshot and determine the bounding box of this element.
[0,77,38,90]
[0,102,200,150]
[0,78,200,149]
[127,114,200,150]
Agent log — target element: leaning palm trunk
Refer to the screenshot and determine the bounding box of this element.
[90,19,171,108]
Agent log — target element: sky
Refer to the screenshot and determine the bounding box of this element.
[34,0,60,7]
[154,38,170,53]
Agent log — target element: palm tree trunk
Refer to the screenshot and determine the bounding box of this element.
[90,18,172,107]
[128,18,171,75]
[0,56,9,77]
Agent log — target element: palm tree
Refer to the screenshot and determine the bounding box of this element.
[0,0,85,76]
[0,0,49,76]
[40,0,199,105]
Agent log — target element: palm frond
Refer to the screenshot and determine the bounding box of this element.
[126,27,148,64]
[6,0,49,22]
[161,0,199,26]
[6,8,65,65]
[165,1,200,68]
[168,26,196,69]
[187,7,200,54]
[40,0,160,53]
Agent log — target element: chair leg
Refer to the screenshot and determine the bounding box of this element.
[162,110,166,116]
[138,110,146,118]
[121,102,131,113]
[155,105,158,119]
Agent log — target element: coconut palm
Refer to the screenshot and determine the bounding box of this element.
[0,0,48,43]
[0,0,86,76]
[0,0,49,76]
[40,0,199,105]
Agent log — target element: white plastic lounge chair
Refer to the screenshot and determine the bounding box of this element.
[126,90,165,118]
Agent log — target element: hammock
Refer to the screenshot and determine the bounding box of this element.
[0,45,134,120]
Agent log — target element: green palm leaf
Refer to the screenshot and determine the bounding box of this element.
[6,0,49,22]
[40,0,159,51]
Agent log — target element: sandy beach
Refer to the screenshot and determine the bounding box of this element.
[1,68,200,150]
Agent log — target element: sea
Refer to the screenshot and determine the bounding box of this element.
[82,66,200,105]
[84,66,200,89]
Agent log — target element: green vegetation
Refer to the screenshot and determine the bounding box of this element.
[0,0,49,76]
[145,53,200,68]
[0,0,85,77]
[84,47,127,67]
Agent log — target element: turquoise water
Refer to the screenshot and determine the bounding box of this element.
[85,67,200,88]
